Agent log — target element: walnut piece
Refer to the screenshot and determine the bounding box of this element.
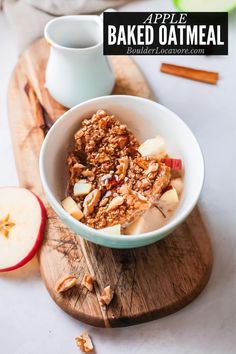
[145,162,159,175]
[99,285,114,306]
[75,332,94,353]
[83,189,101,216]
[82,170,94,178]
[107,196,124,211]
[55,274,77,293]
[82,274,94,292]
[116,156,129,179]
[119,184,131,195]
[99,197,109,207]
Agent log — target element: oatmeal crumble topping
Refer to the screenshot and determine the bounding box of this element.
[66,110,172,231]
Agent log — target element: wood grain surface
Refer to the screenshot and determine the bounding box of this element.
[7,38,213,327]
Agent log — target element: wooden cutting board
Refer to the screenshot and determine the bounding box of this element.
[7,38,213,328]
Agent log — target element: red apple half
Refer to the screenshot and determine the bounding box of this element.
[0,187,46,272]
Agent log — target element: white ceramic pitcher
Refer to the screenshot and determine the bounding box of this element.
[44,15,115,108]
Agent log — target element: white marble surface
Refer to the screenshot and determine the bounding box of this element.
[0,1,236,353]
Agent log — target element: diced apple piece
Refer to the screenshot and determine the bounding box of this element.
[0,187,46,272]
[70,208,83,221]
[61,196,75,211]
[99,224,121,235]
[162,158,182,170]
[125,206,166,235]
[138,135,166,158]
[160,188,179,204]
[170,178,183,196]
[125,216,145,235]
[73,180,92,196]
[61,196,83,221]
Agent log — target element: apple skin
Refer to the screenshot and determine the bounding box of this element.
[0,189,46,272]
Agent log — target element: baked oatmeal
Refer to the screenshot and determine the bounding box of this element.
[62,110,183,234]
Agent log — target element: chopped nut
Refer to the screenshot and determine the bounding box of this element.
[75,130,84,139]
[126,194,134,206]
[83,189,101,216]
[126,145,139,158]
[116,156,129,179]
[136,192,148,202]
[101,173,113,181]
[99,285,114,306]
[145,163,159,175]
[69,162,84,180]
[95,152,110,163]
[55,274,77,293]
[119,184,131,195]
[98,118,108,129]
[140,178,150,189]
[103,174,119,190]
[96,109,107,118]
[75,332,94,353]
[99,198,109,207]
[82,170,94,178]
[118,136,128,148]
[82,274,94,292]
[107,196,124,211]
[135,157,150,169]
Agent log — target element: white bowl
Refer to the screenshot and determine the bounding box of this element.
[39,95,204,248]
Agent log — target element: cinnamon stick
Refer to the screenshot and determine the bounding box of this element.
[160,63,219,85]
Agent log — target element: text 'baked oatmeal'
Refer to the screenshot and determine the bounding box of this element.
[62,110,183,235]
